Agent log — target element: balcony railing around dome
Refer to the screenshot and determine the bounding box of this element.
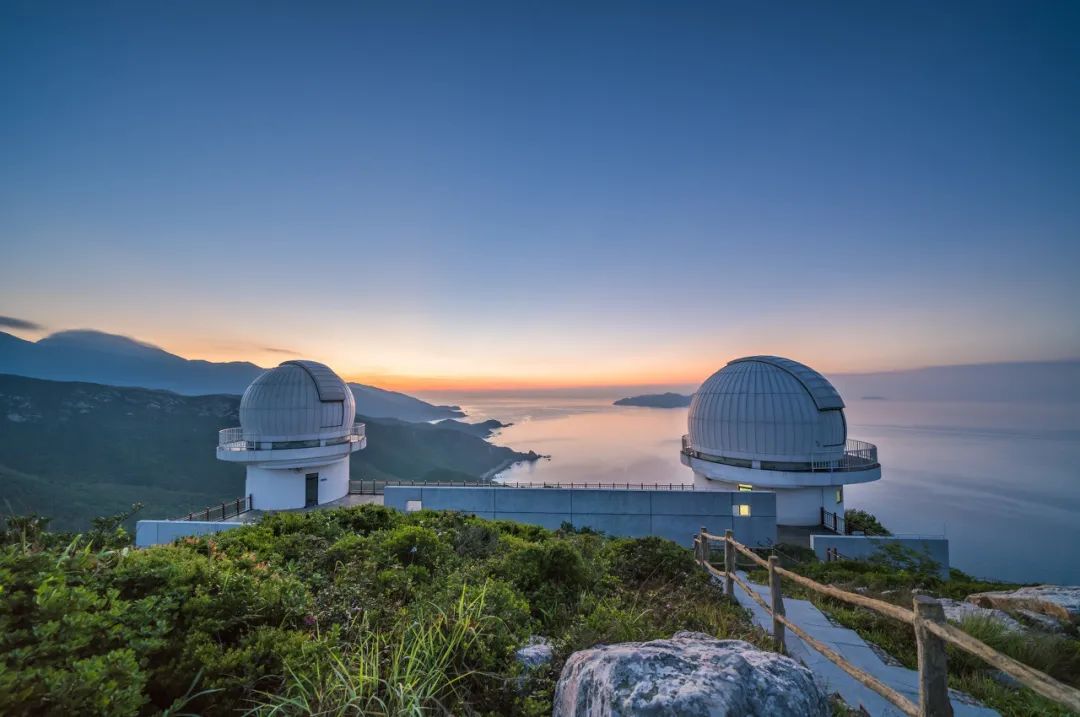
[811,438,877,470]
[217,422,365,451]
[681,436,878,473]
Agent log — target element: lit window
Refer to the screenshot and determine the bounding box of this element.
[738,483,753,492]
[405,500,422,513]
[733,504,751,517]
[835,488,843,504]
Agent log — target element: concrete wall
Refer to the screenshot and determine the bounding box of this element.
[690,467,846,526]
[809,534,950,579]
[317,459,350,505]
[384,486,777,547]
[135,520,243,548]
[772,486,843,526]
[246,458,350,510]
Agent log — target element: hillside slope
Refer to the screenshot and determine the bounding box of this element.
[0,374,532,529]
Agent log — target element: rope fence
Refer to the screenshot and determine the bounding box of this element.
[694,528,1080,716]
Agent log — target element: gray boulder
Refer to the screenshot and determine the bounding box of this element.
[968,585,1080,625]
[552,631,828,717]
[938,598,1024,633]
[516,636,554,670]
[1015,608,1065,633]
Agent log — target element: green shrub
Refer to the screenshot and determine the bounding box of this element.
[377,524,453,571]
[844,509,891,536]
[452,521,502,559]
[606,536,703,587]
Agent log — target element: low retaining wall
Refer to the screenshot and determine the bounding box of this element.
[135,520,243,548]
[809,534,950,579]
[383,486,777,547]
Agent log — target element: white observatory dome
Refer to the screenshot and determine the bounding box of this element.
[687,356,847,465]
[239,360,356,442]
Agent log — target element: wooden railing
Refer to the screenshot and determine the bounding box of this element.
[693,529,1080,717]
[177,494,253,522]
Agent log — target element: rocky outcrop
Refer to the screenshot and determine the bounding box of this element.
[553,632,828,717]
[938,598,1025,633]
[968,586,1080,625]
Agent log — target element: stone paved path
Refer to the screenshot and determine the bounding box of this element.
[730,571,999,717]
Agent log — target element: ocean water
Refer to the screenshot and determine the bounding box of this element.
[427,392,1080,584]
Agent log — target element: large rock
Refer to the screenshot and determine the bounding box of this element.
[938,598,1024,633]
[1015,609,1065,633]
[967,586,1080,625]
[552,632,828,717]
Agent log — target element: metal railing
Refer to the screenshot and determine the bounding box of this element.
[177,494,253,522]
[218,422,365,451]
[693,529,1080,716]
[821,507,848,534]
[217,427,245,447]
[349,479,697,495]
[810,438,878,471]
[682,435,878,473]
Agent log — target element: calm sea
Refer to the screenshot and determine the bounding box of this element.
[423,393,1080,584]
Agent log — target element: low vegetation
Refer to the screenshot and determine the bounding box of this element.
[0,505,766,716]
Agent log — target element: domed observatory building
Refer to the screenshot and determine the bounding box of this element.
[680,356,880,526]
[217,360,366,510]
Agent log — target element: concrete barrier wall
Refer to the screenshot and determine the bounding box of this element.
[384,486,777,547]
[135,520,243,548]
[809,534,950,579]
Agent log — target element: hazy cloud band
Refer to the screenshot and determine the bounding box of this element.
[0,315,43,331]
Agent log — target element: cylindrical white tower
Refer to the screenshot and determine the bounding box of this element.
[216,360,366,510]
[680,356,880,526]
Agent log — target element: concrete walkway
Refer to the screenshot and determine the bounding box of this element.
[729,571,998,717]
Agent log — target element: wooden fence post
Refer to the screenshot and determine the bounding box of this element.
[723,529,735,597]
[769,555,786,650]
[698,526,707,566]
[914,596,953,717]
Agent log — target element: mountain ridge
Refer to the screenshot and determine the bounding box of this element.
[0,330,464,421]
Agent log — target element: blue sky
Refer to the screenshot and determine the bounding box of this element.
[1,1,1078,388]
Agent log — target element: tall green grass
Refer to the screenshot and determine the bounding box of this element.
[247,585,493,716]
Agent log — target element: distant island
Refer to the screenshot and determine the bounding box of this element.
[614,392,692,408]
[861,395,888,400]
[434,418,512,438]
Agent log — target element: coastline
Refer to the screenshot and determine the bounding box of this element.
[483,453,546,480]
